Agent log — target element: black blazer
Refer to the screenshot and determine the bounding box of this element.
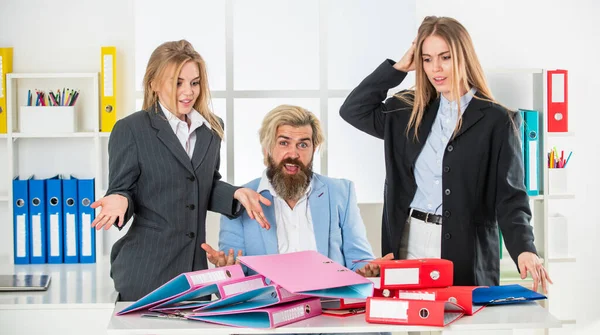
[340,60,537,286]
[107,105,240,301]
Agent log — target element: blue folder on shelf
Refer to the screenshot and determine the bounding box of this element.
[62,177,79,263]
[472,284,547,306]
[46,176,64,264]
[13,177,30,264]
[77,178,96,263]
[28,177,47,264]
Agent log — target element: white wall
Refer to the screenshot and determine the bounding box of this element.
[415,0,600,333]
[1,0,599,333]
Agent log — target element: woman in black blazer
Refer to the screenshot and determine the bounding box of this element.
[89,40,271,301]
[340,16,551,292]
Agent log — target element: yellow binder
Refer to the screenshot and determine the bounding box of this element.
[100,46,117,132]
[0,47,13,134]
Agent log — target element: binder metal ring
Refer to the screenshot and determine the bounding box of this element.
[50,197,59,206]
[225,270,231,278]
[0,106,3,114]
[304,304,311,314]
[419,308,429,319]
[105,105,113,113]
[430,270,440,280]
[16,199,24,207]
[66,198,75,206]
[82,198,90,207]
[32,197,40,206]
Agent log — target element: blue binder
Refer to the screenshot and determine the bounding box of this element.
[521,109,540,196]
[13,177,30,264]
[473,284,547,305]
[62,177,79,263]
[77,178,96,263]
[46,176,64,263]
[28,177,47,264]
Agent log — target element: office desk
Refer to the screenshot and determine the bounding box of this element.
[108,301,561,335]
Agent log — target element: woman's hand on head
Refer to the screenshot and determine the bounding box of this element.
[394,40,417,73]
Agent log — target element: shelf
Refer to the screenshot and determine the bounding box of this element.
[546,132,575,137]
[530,195,544,201]
[560,319,577,325]
[7,72,98,79]
[545,194,576,200]
[0,194,8,202]
[547,257,576,263]
[12,132,97,138]
[0,134,7,139]
[486,68,544,74]
[99,132,111,138]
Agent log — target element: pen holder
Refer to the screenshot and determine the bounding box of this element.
[19,106,76,133]
[547,214,568,258]
[548,168,568,195]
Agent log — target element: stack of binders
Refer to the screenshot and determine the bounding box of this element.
[364,259,548,327]
[12,175,96,264]
[117,251,374,329]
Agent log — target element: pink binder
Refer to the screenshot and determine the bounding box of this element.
[187,297,322,328]
[117,264,245,315]
[238,250,373,299]
[150,274,267,312]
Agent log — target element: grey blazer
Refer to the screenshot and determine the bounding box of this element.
[107,105,239,301]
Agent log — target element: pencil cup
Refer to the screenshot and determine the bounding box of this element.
[548,168,568,195]
[547,214,568,258]
[19,106,76,133]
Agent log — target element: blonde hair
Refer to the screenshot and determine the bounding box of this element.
[397,16,497,140]
[259,105,325,165]
[142,40,224,139]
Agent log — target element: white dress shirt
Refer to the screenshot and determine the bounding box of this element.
[160,102,212,159]
[257,170,317,254]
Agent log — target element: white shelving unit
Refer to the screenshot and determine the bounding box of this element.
[0,72,108,265]
[489,69,577,330]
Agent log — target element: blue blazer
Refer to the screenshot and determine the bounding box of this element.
[219,173,375,271]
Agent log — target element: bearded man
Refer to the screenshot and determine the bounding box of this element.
[202,104,391,276]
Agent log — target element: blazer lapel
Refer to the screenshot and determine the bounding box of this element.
[191,125,214,171]
[308,176,330,257]
[454,96,487,139]
[148,105,194,175]
[258,191,279,255]
[405,98,440,164]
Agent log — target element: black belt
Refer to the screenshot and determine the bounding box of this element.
[410,209,443,225]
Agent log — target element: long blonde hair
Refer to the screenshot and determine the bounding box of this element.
[397,16,497,140]
[258,105,325,166]
[142,40,224,139]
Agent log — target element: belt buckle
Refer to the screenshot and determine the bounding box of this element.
[425,212,430,223]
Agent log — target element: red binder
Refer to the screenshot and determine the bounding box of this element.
[547,69,568,132]
[396,286,486,316]
[366,297,465,327]
[372,258,453,290]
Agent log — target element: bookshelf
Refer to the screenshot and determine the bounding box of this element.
[489,69,577,329]
[0,72,107,265]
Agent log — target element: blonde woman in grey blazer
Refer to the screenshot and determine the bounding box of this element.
[90,40,271,301]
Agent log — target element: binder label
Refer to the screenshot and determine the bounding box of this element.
[273,305,304,326]
[528,141,538,190]
[385,268,419,285]
[82,213,92,256]
[32,214,42,257]
[66,213,77,256]
[190,269,229,285]
[551,73,565,103]
[103,55,114,97]
[16,215,26,257]
[0,55,3,97]
[222,277,265,296]
[50,214,60,257]
[398,291,436,301]
[370,299,409,320]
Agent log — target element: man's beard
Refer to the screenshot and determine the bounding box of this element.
[266,156,313,201]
